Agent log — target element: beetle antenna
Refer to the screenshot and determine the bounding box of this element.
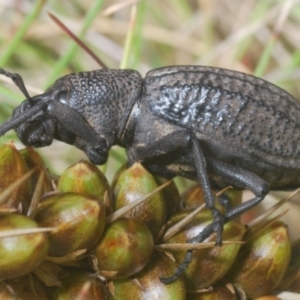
[0,68,33,104]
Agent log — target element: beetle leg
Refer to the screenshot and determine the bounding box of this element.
[206,158,270,219]
[72,137,109,165]
[218,193,232,211]
[191,137,224,245]
[161,158,270,284]
[45,100,107,150]
[127,130,190,163]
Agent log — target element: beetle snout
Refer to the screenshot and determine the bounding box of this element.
[16,115,54,147]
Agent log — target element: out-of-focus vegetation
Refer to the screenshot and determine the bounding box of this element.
[0,0,299,183]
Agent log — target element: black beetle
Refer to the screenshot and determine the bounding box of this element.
[0,65,298,283]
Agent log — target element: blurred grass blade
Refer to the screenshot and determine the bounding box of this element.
[248,188,300,228]
[47,249,86,264]
[253,39,276,78]
[0,85,23,103]
[120,4,137,69]
[75,281,92,300]
[33,261,62,286]
[45,0,105,87]
[48,12,107,69]
[0,168,36,206]
[108,148,126,163]
[0,0,46,67]
[234,1,274,62]
[27,171,45,218]
[162,203,205,242]
[103,0,140,16]
[245,209,289,242]
[130,0,146,69]
[254,0,294,77]
[215,186,233,197]
[169,0,192,20]
[120,1,146,69]
[155,241,244,251]
[0,227,53,238]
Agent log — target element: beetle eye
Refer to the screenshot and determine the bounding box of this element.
[20,100,32,113]
[57,91,68,104]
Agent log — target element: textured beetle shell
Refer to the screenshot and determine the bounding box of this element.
[147,66,300,168]
[49,69,143,140]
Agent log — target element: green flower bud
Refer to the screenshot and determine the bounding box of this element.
[113,163,166,238]
[35,192,105,257]
[111,253,186,299]
[0,212,49,280]
[93,218,153,279]
[228,220,291,298]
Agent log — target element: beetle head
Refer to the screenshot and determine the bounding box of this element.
[11,96,53,147]
[10,80,80,148]
[0,69,109,164]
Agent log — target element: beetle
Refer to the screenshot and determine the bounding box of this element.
[0,65,299,283]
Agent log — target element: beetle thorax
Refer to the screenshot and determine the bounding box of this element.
[55,69,143,147]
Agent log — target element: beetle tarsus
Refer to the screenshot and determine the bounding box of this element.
[160,221,219,283]
[211,208,224,246]
[160,250,194,284]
